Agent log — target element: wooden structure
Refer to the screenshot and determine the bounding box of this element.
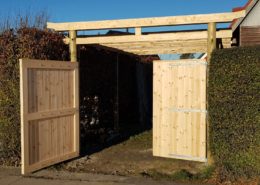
[231,0,260,46]
[20,59,79,174]
[47,11,245,57]
[153,59,207,161]
[240,26,260,46]
[46,10,245,165]
[10,11,242,174]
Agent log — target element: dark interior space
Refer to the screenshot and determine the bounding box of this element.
[78,45,158,155]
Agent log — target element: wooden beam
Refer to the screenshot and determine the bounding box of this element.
[102,39,230,55]
[20,59,78,69]
[63,30,231,45]
[103,38,231,49]
[124,47,207,55]
[47,11,245,31]
[135,27,142,35]
[69,30,77,62]
[206,22,216,166]
[104,40,208,47]
[26,108,77,121]
[207,23,217,61]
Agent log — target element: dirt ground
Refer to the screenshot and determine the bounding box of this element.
[57,130,207,179]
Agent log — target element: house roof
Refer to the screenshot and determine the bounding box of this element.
[231,0,259,31]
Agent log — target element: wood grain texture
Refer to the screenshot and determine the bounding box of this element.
[207,22,217,61]
[65,30,232,44]
[240,26,260,46]
[47,11,245,31]
[62,30,231,55]
[20,59,79,175]
[153,59,207,162]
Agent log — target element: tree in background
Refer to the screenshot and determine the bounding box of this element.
[0,12,69,166]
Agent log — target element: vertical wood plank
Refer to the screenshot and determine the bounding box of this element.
[191,68,195,156]
[153,60,207,162]
[135,27,142,35]
[172,65,178,155]
[20,59,79,175]
[187,66,192,155]
[200,64,207,158]
[153,62,159,156]
[20,59,29,174]
[73,65,79,154]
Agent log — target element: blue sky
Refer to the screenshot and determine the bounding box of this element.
[0,0,248,59]
[1,0,248,23]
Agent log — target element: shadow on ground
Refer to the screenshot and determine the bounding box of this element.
[78,46,155,157]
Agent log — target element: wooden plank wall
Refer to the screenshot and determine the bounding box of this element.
[20,59,79,174]
[240,26,260,46]
[153,59,207,162]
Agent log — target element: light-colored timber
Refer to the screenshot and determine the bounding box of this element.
[69,30,77,62]
[45,10,246,164]
[206,22,217,165]
[135,27,142,35]
[47,11,245,31]
[62,30,231,55]
[63,30,232,45]
[153,60,207,162]
[207,23,217,61]
[20,59,79,175]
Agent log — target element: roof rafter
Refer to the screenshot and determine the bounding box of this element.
[47,11,245,56]
[63,30,232,45]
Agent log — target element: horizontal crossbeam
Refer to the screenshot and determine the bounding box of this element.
[63,30,232,45]
[47,11,245,31]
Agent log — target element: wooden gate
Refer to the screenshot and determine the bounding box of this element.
[20,59,79,174]
[153,59,207,162]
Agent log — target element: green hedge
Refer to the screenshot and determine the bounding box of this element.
[209,46,260,180]
[0,27,68,165]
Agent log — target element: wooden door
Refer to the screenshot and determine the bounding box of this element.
[153,59,207,162]
[20,59,79,174]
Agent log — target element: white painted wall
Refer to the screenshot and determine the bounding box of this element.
[241,1,260,26]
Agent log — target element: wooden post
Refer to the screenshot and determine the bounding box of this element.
[135,27,142,35]
[207,22,216,61]
[206,22,216,165]
[69,30,77,62]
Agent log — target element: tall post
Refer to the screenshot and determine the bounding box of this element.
[207,22,216,62]
[206,22,216,165]
[69,30,77,62]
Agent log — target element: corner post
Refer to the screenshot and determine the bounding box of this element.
[69,30,77,62]
[207,22,216,61]
[206,22,216,165]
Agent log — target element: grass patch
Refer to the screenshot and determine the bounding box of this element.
[121,130,152,149]
[142,166,215,182]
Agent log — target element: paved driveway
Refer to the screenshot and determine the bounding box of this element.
[0,167,206,185]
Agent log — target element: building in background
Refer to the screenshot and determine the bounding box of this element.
[231,0,260,46]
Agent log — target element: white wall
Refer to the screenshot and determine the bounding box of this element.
[241,1,260,26]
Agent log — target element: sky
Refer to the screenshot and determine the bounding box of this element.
[0,0,249,59]
[0,0,248,23]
